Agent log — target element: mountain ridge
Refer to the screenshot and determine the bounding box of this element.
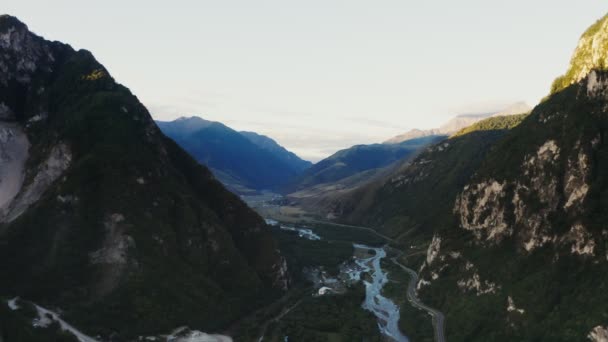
[384,102,531,144]
[285,135,445,193]
[157,116,311,193]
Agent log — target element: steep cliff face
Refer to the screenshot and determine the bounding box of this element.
[454,72,606,255]
[0,15,287,339]
[416,23,608,341]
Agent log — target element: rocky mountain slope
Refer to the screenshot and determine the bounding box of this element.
[418,69,608,341]
[0,15,287,340]
[158,117,311,194]
[354,14,608,341]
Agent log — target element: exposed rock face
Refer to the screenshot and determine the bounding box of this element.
[589,326,608,342]
[0,15,56,87]
[0,122,28,212]
[415,236,463,291]
[416,279,431,290]
[586,70,608,98]
[167,327,233,342]
[426,234,441,265]
[562,223,596,257]
[454,130,597,254]
[564,140,591,210]
[455,180,510,242]
[272,257,290,291]
[514,140,561,252]
[456,273,499,296]
[507,296,525,314]
[88,213,135,296]
[1,143,72,223]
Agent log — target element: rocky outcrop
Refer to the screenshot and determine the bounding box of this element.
[563,140,591,211]
[455,180,510,242]
[426,234,441,265]
[589,326,608,342]
[272,257,290,291]
[0,122,28,213]
[0,15,56,87]
[0,16,55,86]
[562,223,596,257]
[506,296,525,314]
[456,273,499,296]
[454,130,598,255]
[1,143,72,223]
[586,70,608,98]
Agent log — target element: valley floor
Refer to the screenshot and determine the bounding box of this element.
[238,196,444,342]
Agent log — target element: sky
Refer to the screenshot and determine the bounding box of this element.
[4,1,608,161]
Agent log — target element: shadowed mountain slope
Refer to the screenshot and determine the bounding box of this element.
[158,117,311,193]
[0,15,287,340]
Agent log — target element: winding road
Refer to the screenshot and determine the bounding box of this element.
[390,257,446,342]
[257,299,304,342]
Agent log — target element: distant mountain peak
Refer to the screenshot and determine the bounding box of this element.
[384,102,531,144]
[551,14,608,93]
[383,128,442,144]
[490,101,532,117]
[158,116,215,136]
[175,115,207,122]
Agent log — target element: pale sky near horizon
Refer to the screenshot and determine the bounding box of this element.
[5,1,608,161]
